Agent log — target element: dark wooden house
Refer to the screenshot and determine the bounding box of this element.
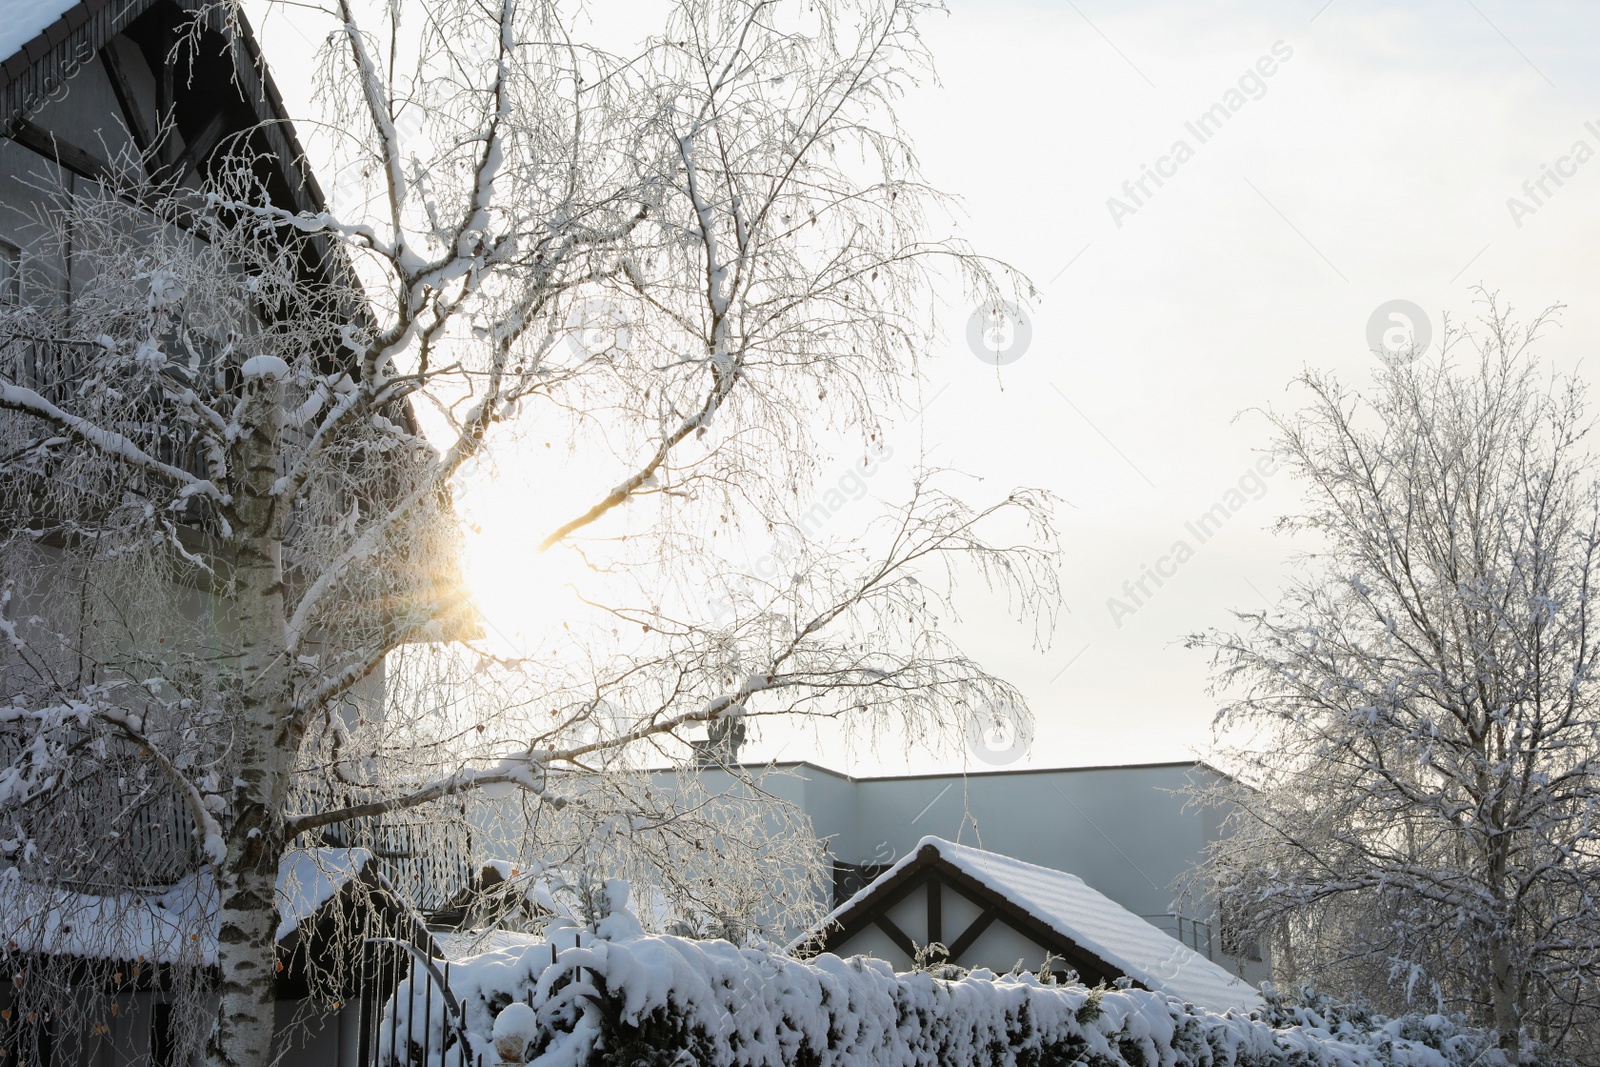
[0,4,460,1064]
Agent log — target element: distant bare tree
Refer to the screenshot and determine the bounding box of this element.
[1192,298,1600,1063]
[0,1,1055,1064]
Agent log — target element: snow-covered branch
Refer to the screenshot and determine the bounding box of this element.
[0,381,224,502]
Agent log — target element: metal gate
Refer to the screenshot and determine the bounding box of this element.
[356,937,569,1067]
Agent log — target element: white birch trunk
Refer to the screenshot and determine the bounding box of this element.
[209,369,292,1067]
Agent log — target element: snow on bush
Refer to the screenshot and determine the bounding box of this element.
[379,930,1518,1067]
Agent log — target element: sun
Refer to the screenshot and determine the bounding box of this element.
[457,484,591,655]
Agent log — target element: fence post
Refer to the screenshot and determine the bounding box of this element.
[388,949,400,1067]
[357,939,372,1067]
[421,957,434,1067]
[440,960,451,1067]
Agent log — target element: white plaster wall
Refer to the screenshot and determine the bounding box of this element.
[941,887,984,940]
[884,883,927,944]
[960,922,1048,976]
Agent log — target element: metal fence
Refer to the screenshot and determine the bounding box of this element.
[358,938,469,1067]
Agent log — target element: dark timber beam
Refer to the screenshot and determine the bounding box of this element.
[98,43,153,156]
[170,107,227,181]
[5,119,113,184]
[873,915,917,960]
[926,855,1133,986]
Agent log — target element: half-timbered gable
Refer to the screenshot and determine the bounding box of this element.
[795,836,1262,1015]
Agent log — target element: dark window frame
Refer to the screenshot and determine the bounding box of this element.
[0,239,19,305]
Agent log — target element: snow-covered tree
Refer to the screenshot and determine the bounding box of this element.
[0,1,1056,1064]
[1192,299,1600,1063]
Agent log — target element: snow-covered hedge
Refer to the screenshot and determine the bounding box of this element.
[381,932,1520,1067]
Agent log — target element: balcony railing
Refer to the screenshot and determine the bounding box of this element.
[1141,912,1215,960]
[0,730,200,887]
[293,786,478,917]
[3,336,218,526]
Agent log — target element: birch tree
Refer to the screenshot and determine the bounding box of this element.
[0,1,1056,1064]
[1192,299,1600,1063]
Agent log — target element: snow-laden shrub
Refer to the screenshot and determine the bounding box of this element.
[1253,986,1545,1067]
[379,934,1529,1067]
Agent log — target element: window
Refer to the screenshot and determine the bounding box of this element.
[0,240,19,305]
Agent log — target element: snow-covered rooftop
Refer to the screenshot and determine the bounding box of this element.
[0,0,82,64]
[277,847,376,940]
[0,847,376,964]
[808,835,1262,1015]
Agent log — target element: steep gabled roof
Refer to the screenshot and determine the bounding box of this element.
[2,0,323,211]
[796,836,1261,1015]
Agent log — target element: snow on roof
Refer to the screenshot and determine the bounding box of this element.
[0,847,374,964]
[808,836,1262,1015]
[432,927,548,961]
[276,847,375,941]
[0,0,83,64]
[0,864,216,965]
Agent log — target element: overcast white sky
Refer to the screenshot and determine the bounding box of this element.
[254,0,1600,774]
[839,0,1600,773]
